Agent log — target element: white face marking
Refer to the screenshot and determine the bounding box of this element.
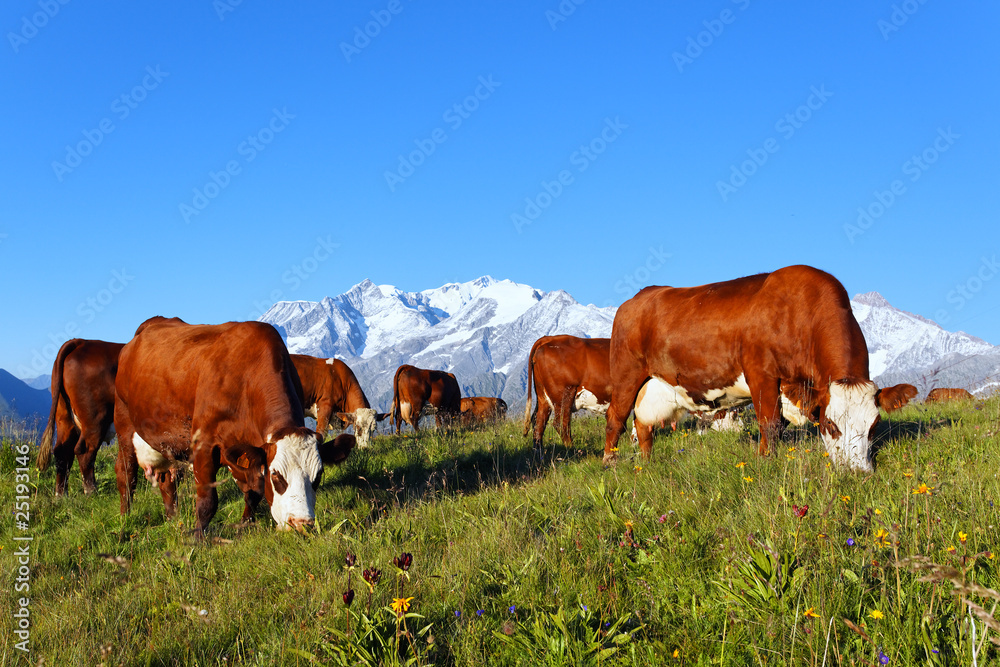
[268,432,322,529]
[574,388,609,415]
[822,381,879,472]
[351,408,377,448]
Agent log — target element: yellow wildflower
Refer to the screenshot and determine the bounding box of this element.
[903,471,913,478]
[804,607,820,619]
[391,597,414,614]
[840,495,850,504]
[743,476,753,483]
[959,531,968,544]
[913,483,933,495]
[634,466,642,473]
[868,609,884,620]
[736,461,746,468]
[787,447,797,453]
[672,649,680,658]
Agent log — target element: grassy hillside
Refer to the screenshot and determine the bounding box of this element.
[2,399,999,666]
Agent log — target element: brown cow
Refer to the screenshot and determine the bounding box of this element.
[604,265,917,471]
[114,317,354,534]
[291,354,388,447]
[460,397,508,427]
[37,339,125,496]
[522,336,612,449]
[390,364,461,433]
[926,387,975,403]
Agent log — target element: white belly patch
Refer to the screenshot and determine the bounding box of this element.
[636,374,753,424]
[780,394,810,426]
[574,388,609,414]
[305,402,319,420]
[134,432,169,472]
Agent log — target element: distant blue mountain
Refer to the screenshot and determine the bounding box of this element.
[0,368,52,422]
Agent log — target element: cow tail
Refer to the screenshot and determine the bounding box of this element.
[37,339,81,470]
[390,365,404,433]
[522,340,541,437]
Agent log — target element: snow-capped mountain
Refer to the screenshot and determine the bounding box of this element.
[259,278,1000,417]
[261,277,616,412]
[852,292,1000,397]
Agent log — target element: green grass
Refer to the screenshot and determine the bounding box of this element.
[2,399,999,666]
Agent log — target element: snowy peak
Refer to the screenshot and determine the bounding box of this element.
[260,277,614,410]
[850,293,999,394]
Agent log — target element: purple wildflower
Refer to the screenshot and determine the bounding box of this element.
[878,648,889,664]
[847,538,855,547]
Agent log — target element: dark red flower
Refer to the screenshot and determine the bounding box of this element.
[343,589,355,606]
[363,567,382,585]
[345,552,356,568]
[393,552,413,572]
[793,504,809,519]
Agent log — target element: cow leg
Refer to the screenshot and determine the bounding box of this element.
[114,402,139,515]
[559,386,577,447]
[533,396,552,449]
[240,488,263,524]
[408,400,421,433]
[604,375,647,463]
[155,469,179,518]
[52,433,78,497]
[747,374,783,456]
[192,445,221,537]
[75,438,100,494]
[315,404,332,440]
[633,419,655,458]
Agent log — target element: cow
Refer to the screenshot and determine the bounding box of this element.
[114,317,355,534]
[390,365,462,433]
[603,265,918,471]
[926,387,975,403]
[36,339,125,496]
[522,336,613,449]
[291,354,388,447]
[460,397,508,427]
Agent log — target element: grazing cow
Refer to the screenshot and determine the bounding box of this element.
[36,339,125,496]
[522,336,613,449]
[926,387,975,403]
[291,354,388,447]
[604,265,918,471]
[114,317,354,534]
[460,397,508,427]
[390,365,462,433]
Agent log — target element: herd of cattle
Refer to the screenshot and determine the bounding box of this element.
[33,265,978,533]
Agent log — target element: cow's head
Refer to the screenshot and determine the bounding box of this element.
[262,428,356,530]
[336,409,389,448]
[818,379,880,472]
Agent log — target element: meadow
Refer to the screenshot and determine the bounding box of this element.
[2,398,999,666]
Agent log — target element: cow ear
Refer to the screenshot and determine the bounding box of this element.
[876,383,918,413]
[228,445,266,474]
[375,412,390,422]
[318,433,355,464]
[336,412,354,424]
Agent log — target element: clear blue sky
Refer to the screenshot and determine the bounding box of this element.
[2,1,998,378]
